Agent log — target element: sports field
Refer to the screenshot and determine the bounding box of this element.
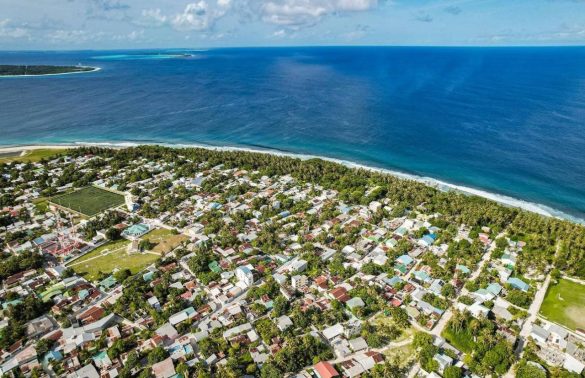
[540,278,585,331]
[67,239,158,281]
[51,186,124,216]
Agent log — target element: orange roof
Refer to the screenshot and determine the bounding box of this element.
[314,361,339,378]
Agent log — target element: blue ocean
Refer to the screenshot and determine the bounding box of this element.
[1,47,585,221]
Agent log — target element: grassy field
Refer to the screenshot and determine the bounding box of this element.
[144,228,189,255]
[384,344,415,367]
[67,239,158,281]
[540,278,585,331]
[0,148,69,163]
[51,186,125,217]
[442,326,475,354]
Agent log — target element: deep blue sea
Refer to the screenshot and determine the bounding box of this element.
[1,47,585,221]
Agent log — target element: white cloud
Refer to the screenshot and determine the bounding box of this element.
[171,1,230,31]
[47,29,91,43]
[272,28,287,37]
[253,0,379,28]
[138,8,167,27]
[0,19,31,39]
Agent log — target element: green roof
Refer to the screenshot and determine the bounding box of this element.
[394,263,407,274]
[99,275,117,289]
[122,223,150,237]
[209,261,222,273]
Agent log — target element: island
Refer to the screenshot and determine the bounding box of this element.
[0,65,98,77]
[1,144,585,378]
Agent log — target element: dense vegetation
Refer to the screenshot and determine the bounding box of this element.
[64,145,585,278]
[0,65,95,76]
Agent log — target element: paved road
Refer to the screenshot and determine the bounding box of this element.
[519,274,551,339]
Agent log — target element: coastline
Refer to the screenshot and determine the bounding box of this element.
[0,66,101,78]
[1,142,583,225]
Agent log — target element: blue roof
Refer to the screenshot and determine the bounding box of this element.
[338,205,351,214]
[387,276,403,286]
[422,235,436,245]
[486,283,503,295]
[397,255,413,265]
[43,350,63,363]
[507,277,530,291]
[456,264,470,274]
[413,271,431,282]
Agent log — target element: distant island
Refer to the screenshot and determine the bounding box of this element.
[0,65,99,77]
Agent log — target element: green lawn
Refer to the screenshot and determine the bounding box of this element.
[143,228,188,255]
[67,239,159,281]
[442,326,475,354]
[51,186,125,217]
[540,278,585,331]
[0,148,69,163]
[384,344,415,368]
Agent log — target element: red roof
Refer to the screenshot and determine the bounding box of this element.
[314,361,339,378]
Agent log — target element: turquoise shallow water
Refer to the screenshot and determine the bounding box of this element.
[1,47,585,220]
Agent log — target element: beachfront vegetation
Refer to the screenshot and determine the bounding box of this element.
[540,278,585,331]
[50,186,125,217]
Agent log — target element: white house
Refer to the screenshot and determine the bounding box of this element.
[235,266,254,287]
[291,275,308,290]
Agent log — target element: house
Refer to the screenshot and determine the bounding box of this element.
[147,296,161,310]
[291,275,308,290]
[151,357,176,378]
[413,270,432,284]
[169,307,196,326]
[329,287,350,302]
[223,323,253,340]
[433,353,453,372]
[346,297,365,311]
[548,323,568,349]
[530,324,550,344]
[396,255,413,266]
[455,264,471,275]
[501,253,516,267]
[486,283,503,296]
[473,289,495,302]
[507,277,530,292]
[349,337,368,352]
[121,223,150,240]
[314,361,339,378]
[66,364,100,378]
[419,234,436,247]
[322,324,344,340]
[276,315,293,332]
[235,266,254,287]
[564,354,585,374]
[429,279,444,295]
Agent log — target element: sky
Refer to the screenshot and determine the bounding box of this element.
[1,0,585,49]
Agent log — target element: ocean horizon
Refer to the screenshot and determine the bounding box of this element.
[1,46,585,222]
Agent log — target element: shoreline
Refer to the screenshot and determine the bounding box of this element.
[0,66,101,78]
[1,141,583,225]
